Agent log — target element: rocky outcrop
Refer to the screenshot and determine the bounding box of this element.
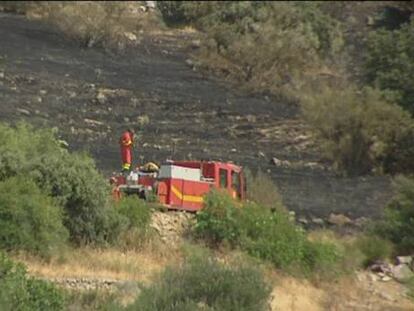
[150,211,195,245]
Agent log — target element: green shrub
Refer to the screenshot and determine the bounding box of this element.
[238,202,307,269]
[194,190,241,246]
[160,2,343,95]
[355,235,394,267]
[195,191,340,274]
[301,86,414,175]
[0,176,68,257]
[110,197,153,249]
[365,17,414,114]
[239,203,340,274]
[375,176,414,254]
[0,122,113,245]
[0,252,66,311]
[116,196,152,230]
[128,255,271,311]
[244,169,285,212]
[66,289,123,311]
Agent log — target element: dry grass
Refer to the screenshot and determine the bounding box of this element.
[3,1,166,51]
[11,242,414,311]
[13,245,180,283]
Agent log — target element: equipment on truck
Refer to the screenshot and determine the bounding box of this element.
[110,160,245,211]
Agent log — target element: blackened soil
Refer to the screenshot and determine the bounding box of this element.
[0,13,392,219]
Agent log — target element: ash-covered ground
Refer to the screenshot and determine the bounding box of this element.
[0,13,391,219]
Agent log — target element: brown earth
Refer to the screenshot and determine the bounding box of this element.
[0,12,392,219]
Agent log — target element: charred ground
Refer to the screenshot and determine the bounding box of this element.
[0,13,391,219]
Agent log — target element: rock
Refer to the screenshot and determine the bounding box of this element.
[245,114,257,123]
[84,118,104,126]
[231,148,237,152]
[311,218,325,226]
[392,264,414,281]
[271,157,282,166]
[96,91,107,104]
[0,71,4,79]
[34,96,42,103]
[298,217,308,225]
[354,217,368,228]
[124,32,137,41]
[191,39,201,49]
[368,273,378,282]
[39,89,47,95]
[367,16,375,26]
[327,213,352,226]
[381,276,392,282]
[258,151,265,158]
[369,262,393,274]
[396,256,412,265]
[270,157,291,168]
[123,117,130,123]
[303,162,321,170]
[17,108,30,116]
[137,115,150,126]
[145,1,156,9]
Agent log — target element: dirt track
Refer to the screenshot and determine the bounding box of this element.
[0,13,392,219]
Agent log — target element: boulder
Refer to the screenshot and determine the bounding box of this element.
[392,264,414,281]
[17,108,30,116]
[298,217,309,225]
[190,39,201,49]
[396,256,412,265]
[327,213,352,226]
[124,32,137,42]
[96,91,107,104]
[311,218,325,226]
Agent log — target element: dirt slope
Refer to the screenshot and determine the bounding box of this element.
[0,13,391,219]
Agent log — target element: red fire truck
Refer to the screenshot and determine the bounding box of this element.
[111,160,245,211]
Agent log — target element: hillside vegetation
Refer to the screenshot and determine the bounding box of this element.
[0,2,414,310]
[1,1,413,176]
[157,1,414,176]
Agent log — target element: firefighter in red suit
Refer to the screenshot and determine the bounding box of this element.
[119,128,135,172]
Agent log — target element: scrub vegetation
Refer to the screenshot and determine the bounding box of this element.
[0,1,413,310]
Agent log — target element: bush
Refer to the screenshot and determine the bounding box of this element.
[116,196,152,230]
[24,2,163,51]
[239,203,339,274]
[160,2,343,95]
[244,169,285,212]
[365,17,414,114]
[0,252,66,311]
[110,197,153,249]
[375,175,414,254]
[194,190,241,246]
[355,235,394,267]
[196,191,340,274]
[238,202,307,269]
[128,255,271,311]
[66,289,123,311]
[0,122,113,244]
[0,176,68,257]
[301,86,414,175]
